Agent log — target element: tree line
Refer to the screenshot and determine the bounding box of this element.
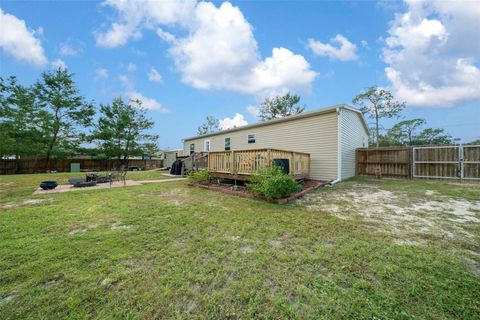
[0,69,159,172]
[198,88,461,147]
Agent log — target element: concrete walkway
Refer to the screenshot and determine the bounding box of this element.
[138,178,187,183]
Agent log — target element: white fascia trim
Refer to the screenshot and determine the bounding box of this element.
[337,107,342,181]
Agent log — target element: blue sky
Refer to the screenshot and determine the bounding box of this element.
[1,0,479,149]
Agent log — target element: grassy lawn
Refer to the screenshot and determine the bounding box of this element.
[0,175,479,319]
[0,170,174,202]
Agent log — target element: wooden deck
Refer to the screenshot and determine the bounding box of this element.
[208,148,310,181]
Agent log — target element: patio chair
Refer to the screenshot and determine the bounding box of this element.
[108,170,127,186]
[68,178,86,185]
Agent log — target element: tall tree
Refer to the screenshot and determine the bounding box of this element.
[197,116,219,135]
[415,128,456,146]
[259,92,305,121]
[35,69,94,170]
[385,119,426,146]
[0,77,46,171]
[90,97,159,166]
[383,118,457,146]
[352,86,405,147]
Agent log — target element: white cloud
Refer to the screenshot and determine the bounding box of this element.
[219,113,248,130]
[383,0,480,107]
[148,67,163,83]
[94,0,196,48]
[127,91,170,113]
[170,2,317,95]
[118,74,133,90]
[51,58,67,70]
[96,1,317,96]
[127,62,137,72]
[96,68,109,79]
[118,73,169,113]
[246,105,260,118]
[0,8,47,66]
[308,34,358,61]
[156,28,176,43]
[59,43,80,56]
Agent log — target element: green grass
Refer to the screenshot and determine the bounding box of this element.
[0,170,173,202]
[0,175,479,319]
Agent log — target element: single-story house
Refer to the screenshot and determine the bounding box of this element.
[182,104,368,181]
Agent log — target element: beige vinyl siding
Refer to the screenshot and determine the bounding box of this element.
[340,109,369,179]
[184,111,339,180]
[163,150,182,168]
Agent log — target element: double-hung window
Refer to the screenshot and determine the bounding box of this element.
[224,138,231,151]
[204,140,210,152]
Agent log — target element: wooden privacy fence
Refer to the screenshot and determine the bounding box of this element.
[413,145,480,180]
[356,147,412,178]
[0,158,164,175]
[356,145,480,180]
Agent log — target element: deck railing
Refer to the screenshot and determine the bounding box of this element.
[208,148,310,177]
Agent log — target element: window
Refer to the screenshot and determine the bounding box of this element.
[204,140,210,152]
[247,134,256,144]
[189,143,195,155]
[224,138,231,151]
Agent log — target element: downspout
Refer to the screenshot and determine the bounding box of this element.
[336,107,342,182]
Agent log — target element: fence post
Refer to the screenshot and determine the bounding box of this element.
[459,144,464,181]
[412,148,416,178]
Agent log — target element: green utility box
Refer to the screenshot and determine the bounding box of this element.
[70,163,81,172]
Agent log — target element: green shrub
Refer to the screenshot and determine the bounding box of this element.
[248,166,301,200]
[188,169,212,184]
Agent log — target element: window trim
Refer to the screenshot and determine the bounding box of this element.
[189,143,195,155]
[224,137,231,151]
[247,133,256,144]
[203,140,211,152]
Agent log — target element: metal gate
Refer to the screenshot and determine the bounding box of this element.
[412,145,480,180]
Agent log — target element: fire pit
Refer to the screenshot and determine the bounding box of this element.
[39,181,58,190]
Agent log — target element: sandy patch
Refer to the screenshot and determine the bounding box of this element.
[157,188,190,205]
[0,294,16,307]
[239,245,253,253]
[68,223,99,235]
[110,222,131,230]
[1,198,52,209]
[0,182,14,186]
[297,184,480,244]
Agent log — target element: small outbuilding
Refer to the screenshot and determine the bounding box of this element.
[161,149,183,168]
[182,104,368,181]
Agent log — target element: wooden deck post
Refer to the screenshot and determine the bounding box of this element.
[266,149,271,167]
[290,152,295,176]
[231,150,235,174]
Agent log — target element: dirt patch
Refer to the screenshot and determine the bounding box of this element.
[110,222,131,230]
[68,223,99,235]
[68,227,88,235]
[297,184,480,245]
[1,198,52,209]
[239,245,253,254]
[0,294,16,307]
[157,188,191,205]
[461,256,480,276]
